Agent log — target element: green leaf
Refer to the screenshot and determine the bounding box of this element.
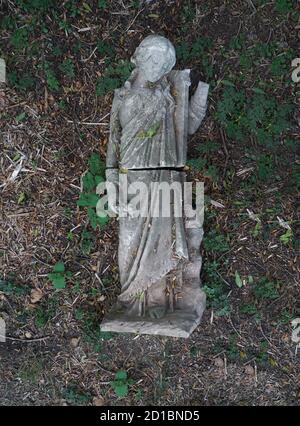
[248,275,254,284]
[280,228,293,245]
[97,214,109,227]
[252,87,265,95]
[0,279,28,295]
[235,271,243,288]
[17,192,26,204]
[94,175,105,186]
[98,0,107,7]
[186,158,207,171]
[16,112,26,122]
[115,370,127,381]
[81,230,92,255]
[114,383,128,398]
[253,222,262,237]
[96,60,133,97]
[77,192,99,207]
[48,273,66,289]
[87,207,109,229]
[87,208,98,230]
[82,172,95,191]
[53,262,65,273]
[82,2,92,12]
[59,59,75,78]
[88,153,105,176]
[221,79,235,87]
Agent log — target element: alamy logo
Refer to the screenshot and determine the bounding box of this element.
[291,58,300,83]
[96,176,204,228]
[0,317,6,343]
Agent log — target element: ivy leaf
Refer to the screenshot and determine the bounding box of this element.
[82,172,95,191]
[97,214,109,227]
[88,153,105,176]
[77,193,100,207]
[94,175,105,186]
[87,208,109,229]
[87,208,98,230]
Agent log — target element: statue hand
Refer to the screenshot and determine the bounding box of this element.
[194,81,209,107]
[188,81,209,135]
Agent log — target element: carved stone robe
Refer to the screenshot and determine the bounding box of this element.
[106,70,203,316]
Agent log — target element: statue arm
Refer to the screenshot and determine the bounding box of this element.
[188,81,209,135]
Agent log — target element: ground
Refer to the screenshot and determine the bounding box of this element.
[0,0,300,406]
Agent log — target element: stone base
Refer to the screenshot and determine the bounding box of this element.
[101,290,206,338]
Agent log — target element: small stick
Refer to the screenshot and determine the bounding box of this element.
[0,334,50,343]
[66,120,108,126]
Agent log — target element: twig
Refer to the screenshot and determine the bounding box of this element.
[126,8,144,32]
[220,128,229,178]
[247,0,257,13]
[66,120,108,126]
[0,334,50,342]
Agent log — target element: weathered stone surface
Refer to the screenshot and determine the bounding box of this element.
[101,289,206,338]
[0,58,6,83]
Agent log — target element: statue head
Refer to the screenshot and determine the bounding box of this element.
[131,35,176,83]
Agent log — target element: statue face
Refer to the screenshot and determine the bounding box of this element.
[132,36,176,83]
[138,50,173,83]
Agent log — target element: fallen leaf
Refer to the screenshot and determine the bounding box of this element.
[210,199,225,208]
[70,337,80,348]
[30,288,43,304]
[244,365,255,376]
[93,396,105,406]
[214,357,224,368]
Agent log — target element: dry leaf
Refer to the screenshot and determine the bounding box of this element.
[30,288,43,304]
[214,357,224,368]
[244,365,255,376]
[210,199,225,208]
[246,209,261,223]
[70,337,80,348]
[93,396,105,406]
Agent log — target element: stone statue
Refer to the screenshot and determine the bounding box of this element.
[101,35,209,338]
